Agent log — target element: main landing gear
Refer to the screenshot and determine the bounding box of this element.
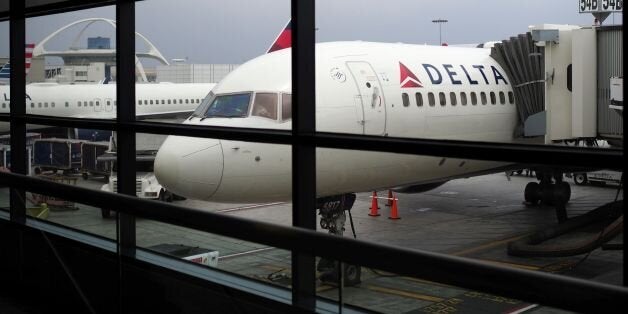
[316,193,361,286]
[524,170,571,222]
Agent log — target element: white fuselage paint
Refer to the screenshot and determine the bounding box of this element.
[0,82,215,132]
[154,42,518,203]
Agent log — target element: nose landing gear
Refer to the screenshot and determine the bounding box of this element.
[317,193,362,286]
[524,171,571,222]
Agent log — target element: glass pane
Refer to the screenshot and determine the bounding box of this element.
[21,124,116,239]
[312,147,622,311]
[147,133,293,286]
[25,5,117,119]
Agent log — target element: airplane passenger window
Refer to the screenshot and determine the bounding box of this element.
[508,91,514,104]
[499,91,505,104]
[52,102,55,108]
[185,99,189,104]
[44,102,48,108]
[31,103,34,108]
[428,92,435,106]
[107,101,111,106]
[96,101,100,106]
[167,100,171,104]
[137,100,141,105]
[150,100,153,105]
[161,100,165,104]
[480,92,487,105]
[471,92,477,105]
[203,93,252,118]
[402,93,409,107]
[77,102,81,107]
[252,93,278,120]
[450,92,457,106]
[415,92,423,107]
[461,92,467,106]
[439,92,446,106]
[114,101,117,106]
[1,103,5,108]
[38,103,42,108]
[65,102,69,107]
[490,92,496,105]
[89,101,94,107]
[282,93,292,121]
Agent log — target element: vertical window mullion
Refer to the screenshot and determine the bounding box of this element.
[9,0,26,224]
[115,0,136,255]
[291,0,316,310]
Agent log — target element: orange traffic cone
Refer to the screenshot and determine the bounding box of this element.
[368,191,381,216]
[388,195,401,220]
[385,189,393,207]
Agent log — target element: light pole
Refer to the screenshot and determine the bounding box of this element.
[432,18,448,45]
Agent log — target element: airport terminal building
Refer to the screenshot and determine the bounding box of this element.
[0,1,626,313]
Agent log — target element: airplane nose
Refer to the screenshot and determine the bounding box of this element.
[155,136,224,200]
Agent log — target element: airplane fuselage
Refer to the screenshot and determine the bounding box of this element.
[155,42,519,203]
[0,82,215,133]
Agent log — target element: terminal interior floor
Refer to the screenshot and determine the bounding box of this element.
[0,171,622,313]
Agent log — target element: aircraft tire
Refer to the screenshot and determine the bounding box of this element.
[524,182,540,205]
[159,189,174,202]
[574,174,587,185]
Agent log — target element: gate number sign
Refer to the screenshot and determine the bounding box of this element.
[579,0,623,13]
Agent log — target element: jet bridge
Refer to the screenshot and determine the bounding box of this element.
[490,24,623,146]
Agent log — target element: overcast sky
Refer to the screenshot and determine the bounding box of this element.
[0,0,623,65]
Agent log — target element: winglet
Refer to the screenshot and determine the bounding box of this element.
[266,20,292,53]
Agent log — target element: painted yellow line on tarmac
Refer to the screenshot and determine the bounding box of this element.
[451,233,531,256]
[479,259,540,271]
[367,285,444,303]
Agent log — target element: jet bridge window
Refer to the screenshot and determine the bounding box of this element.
[402,93,410,107]
[203,92,252,118]
[499,92,505,104]
[428,92,435,106]
[471,92,477,105]
[439,92,446,106]
[282,93,292,121]
[415,93,423,107]
[252,93,278,120]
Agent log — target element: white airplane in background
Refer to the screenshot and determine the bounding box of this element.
[0,82,215,133]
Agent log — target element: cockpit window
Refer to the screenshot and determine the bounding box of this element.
[281,93,292,121]
[200,92,252,118]
[251,93,278,120]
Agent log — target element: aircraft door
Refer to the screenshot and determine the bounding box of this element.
[104,98,113,112]
[346,61,386,135]
[93,98,102,112]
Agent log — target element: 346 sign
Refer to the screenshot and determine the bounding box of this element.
[579,0,623,13]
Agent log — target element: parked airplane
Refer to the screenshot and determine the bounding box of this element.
[0,82,215,133]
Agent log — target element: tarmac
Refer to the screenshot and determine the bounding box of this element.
[0,171,623,313]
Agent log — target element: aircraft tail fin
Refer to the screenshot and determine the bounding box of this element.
[0,43,36,84]
[266,20,291,53]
